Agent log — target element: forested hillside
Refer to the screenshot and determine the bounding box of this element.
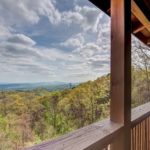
[0,75,110,149]
[0,67,149,149]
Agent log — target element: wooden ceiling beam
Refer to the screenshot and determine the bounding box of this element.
[133,24,145,34]
[107,8,110,14]
[131,0,150,32]
[89,0,150,48]
[147,39,150,45]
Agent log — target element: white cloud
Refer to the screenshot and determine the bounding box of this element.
[7,34,36,46]
[62,11,84,25]
[0,0,111,83]
[74,43,106,58]
[0,0,61,26]
[0,33,78,82]
[62,5,102,32]
[60,33,85,48]
[0,24,12,41]
[72,42,110,75]
[96,19,110,53]
[27,0,61,25]
[74,6,102,31]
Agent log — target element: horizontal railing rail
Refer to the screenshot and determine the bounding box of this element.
[26,102,150,150]
[131,102,150,127]
[26,119,122,150]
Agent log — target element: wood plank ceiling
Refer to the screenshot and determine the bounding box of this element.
[89,0,150,47]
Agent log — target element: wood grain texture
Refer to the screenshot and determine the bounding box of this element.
[25,119,122,150]
[132,102,150,127]
[131,117,150,150]
[131,0,150,32]
[133,25,145,34]
[110,0,131,149]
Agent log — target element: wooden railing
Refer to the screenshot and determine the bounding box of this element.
[26,120,123,150]
[26,102,150,150]
[131,102,150,150]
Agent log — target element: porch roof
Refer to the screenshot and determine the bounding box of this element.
[89,0,150,47]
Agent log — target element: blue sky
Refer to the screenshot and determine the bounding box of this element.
[0,0,110,83]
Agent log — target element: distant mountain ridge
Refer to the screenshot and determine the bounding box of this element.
[0,82,78,91]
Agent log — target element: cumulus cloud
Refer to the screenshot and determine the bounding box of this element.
[72,42,110,75]
[0,33,78,81]
[74,43,107,58]
[0,0,111,83]
[62,5,103,32]
[0,24,13,41]
[0,0,61,26]
[62,11,83,25]
[60,33,85,48]
[26,0,61,25]
[96,18,110,48]
[0,42,42,60]
[7,34,36,46]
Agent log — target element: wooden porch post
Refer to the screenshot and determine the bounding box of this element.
[110,0,131,150]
